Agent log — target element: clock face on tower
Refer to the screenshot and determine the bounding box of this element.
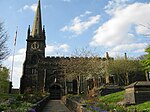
[31,42,39,50]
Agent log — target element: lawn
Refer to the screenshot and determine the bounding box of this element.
[99,91,125,103]
[98,91,150,112]
[128,101,150,111]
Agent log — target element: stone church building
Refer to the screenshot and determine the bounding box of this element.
[20,0,145,99]
[20,0,107,98]
[20,0,79,98]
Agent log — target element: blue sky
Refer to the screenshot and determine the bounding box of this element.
[0,0,150,88]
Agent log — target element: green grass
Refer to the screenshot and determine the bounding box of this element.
[98,91,150,111]
[99,91,125,103]
[128,101,150,111]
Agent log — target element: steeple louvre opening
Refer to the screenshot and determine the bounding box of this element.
[31,0,43,37]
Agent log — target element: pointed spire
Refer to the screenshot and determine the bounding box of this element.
[31,0,42,37]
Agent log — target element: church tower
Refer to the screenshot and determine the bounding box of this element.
[20,0,46,93]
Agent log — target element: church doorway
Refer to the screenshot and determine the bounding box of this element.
[49,83,62,100]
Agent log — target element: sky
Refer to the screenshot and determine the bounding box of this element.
[0,0,150,88]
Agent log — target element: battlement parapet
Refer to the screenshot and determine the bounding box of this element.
[45,56,104,60]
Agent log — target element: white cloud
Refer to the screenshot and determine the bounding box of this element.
[136,24,150,36]
[90,3,150,48]
[80,11,92,17]
[61,11,101,35]
[104,0,130,15]
[63,0,71,2]
[108,43,148,57]
[3,48,26,88]
[111,43,148,52]
[59,44,70,52]
[18,3,37,12]
[46,43,70,56]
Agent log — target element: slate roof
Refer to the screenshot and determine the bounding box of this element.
[125,81,150,89]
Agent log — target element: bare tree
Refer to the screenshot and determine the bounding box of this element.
[60,47,104,95]
[0,22,9,64]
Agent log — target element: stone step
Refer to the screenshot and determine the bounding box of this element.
[42,100,71,112]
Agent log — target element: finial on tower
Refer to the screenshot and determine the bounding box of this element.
[106,52,109,60]
[125,53,128,60]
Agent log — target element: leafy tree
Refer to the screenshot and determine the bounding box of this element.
[0,22,9,64]
[141,45,150,81]
[0,66,9,93]
[107,57,143,85]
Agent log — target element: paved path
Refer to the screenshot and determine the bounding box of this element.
[42,100,71,112]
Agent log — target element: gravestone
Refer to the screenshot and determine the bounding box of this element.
[125,81,150,104]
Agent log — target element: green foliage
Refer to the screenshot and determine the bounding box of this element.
[70,91,150,112]
[0,93,18,103]
[0,92,48,111]
[140,45,150,81]
[20,92,48,104]
[0,101,33,112]
[0,93,33,112]
[100,91,125,103]
[0,66,9,93]
[141,45,150,71]
[107,58,143,85]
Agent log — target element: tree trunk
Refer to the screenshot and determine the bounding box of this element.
[145,70,149,81]
[126,72,129,85]
[83,79,87,96]
[77,75,80,95]
[105,75,110,84]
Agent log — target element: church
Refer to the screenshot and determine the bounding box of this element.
[20,0,79,98]
[20,0,133,99]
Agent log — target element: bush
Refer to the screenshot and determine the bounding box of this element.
[0,92,49,112]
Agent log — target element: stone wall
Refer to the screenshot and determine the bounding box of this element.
[125,88,135,104]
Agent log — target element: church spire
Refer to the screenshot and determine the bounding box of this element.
[31,0,42,37]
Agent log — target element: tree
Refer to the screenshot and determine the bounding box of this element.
[107,57,143,85]
[0,22,9,64]
[141,45,150,81]
[0,66,9,93]
[60,48,104,95]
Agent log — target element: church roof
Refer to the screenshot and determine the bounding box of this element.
[31,0,42,37]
